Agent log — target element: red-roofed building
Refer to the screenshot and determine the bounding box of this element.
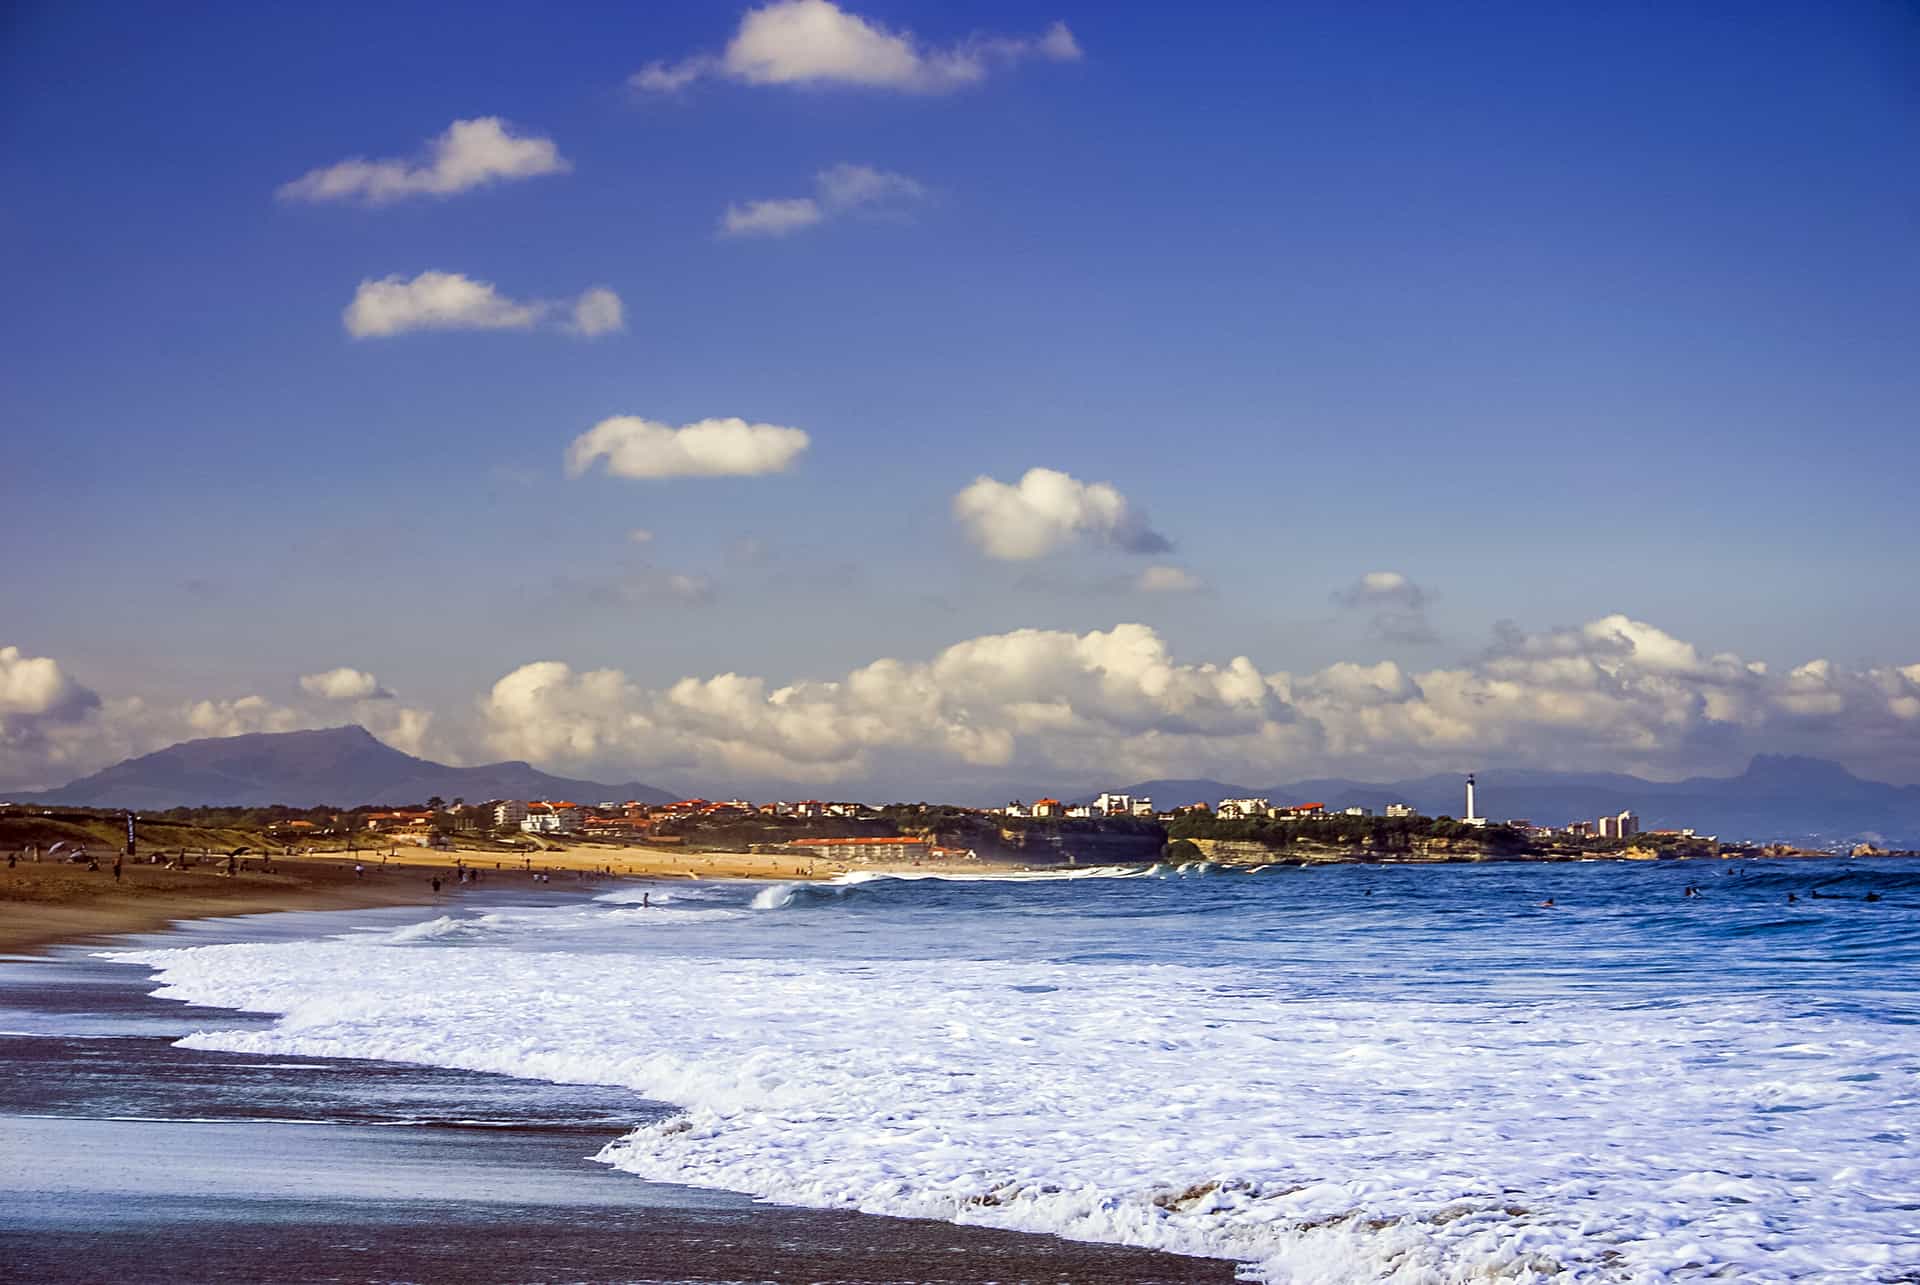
[789,836,931,863]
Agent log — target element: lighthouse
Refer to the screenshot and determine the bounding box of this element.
[1464,773,1486,827]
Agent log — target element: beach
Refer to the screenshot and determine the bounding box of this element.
[9,857,1916,1281]
[0,838,955,955]
[0,890,1236,1284]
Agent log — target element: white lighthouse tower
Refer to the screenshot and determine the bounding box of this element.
[1464,773,1486,827]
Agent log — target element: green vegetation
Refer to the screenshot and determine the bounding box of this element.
[1165,811,1534,854]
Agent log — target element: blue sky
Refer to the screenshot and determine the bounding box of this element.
[4,1,1919,795]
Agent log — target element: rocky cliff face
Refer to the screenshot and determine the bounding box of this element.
[1189,835,1574,865]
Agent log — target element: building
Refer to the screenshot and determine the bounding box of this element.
[364,809,433,831]
[1278,802,1325,820]
[1385,802,1416,818]
[1462,773,1486,827]
[1598,810,1640,839]
[1093,792,1135,816]
[1031,798,1063,818]
[494,800,528,829]
[1340,805,1372,818]
[522,801,584,834]
[789,836,933,863]
[1216,797,1272,820]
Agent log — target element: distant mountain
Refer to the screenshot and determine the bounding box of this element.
[16,725,677,810]
[1089,756,1920,847]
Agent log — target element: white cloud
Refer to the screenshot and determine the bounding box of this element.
[721,162,925,238]
[634,1,1080,95]
[1137,565,1204,593]
[11,618,1920,794]
[472,616,1920,790]
[953,467,1172,561]
[278,117,570,205]
[0,646,95,720]
[721,197,826,238]
[628,528,655,545]
[568,286,626,337]
[342,271,623,340]
[566,416,810,481]
[299,667,392,702]
[815,161,925,208]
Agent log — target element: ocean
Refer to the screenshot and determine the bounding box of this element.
[76,859,1920,1281]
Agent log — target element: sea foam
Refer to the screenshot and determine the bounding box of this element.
[106,868,1920,1282]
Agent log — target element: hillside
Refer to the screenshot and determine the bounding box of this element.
[15,725,676,810]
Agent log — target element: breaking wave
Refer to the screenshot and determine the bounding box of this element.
[104,858,1920,1282]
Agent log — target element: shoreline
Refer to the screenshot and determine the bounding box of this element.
[0,843,1003,956]
[4,840,1881,956]
[2,888,1240,1284]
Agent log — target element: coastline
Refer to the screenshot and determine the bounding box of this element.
[0,842,999,955]
[1,889,1240,1284]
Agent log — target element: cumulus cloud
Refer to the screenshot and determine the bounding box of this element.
[299,667,393,702]
[474,617,1920,790]
[1334,570,1437,645]
[720,161,926,238]
[0,646,97,722]
[566,416,810,480]
[343,272,624,340]
[278,117,569,205]
[633,1,1080,95]
[11,619,1920,794]
[953,467,1172,561]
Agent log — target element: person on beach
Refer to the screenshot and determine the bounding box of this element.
[642,892,650,908]
[431,876,442,893]
[354,863,364,879]
[113,856,122,882]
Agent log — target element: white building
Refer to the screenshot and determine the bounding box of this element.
[494,800,528,829]
[1216,797,1273,820]
[1385,802,1416,818]
[521,802,584,834]
[1340,805,1372,817]
[1598,810,1640,839]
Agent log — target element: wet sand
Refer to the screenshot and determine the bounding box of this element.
[0,842,999,954]
[0,855,448,954]
[0,894,1240,1284]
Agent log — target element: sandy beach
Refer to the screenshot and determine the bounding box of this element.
[0,835,1009,954]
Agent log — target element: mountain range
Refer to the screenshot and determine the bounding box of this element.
[10,725,677,811]
[1095,756,1920,847]
[10,725,1918,846]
